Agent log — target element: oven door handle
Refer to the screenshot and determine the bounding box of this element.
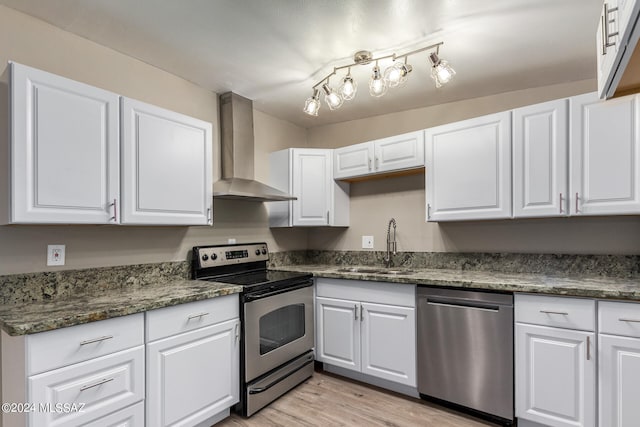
[243,281,313,302]
[248,353,315,394]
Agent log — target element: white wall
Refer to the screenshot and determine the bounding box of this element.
[307,81,640,254]
[0,6,307,275]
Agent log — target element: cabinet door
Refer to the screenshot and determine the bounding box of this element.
[570,93,640,215]
[146,319,239,427]
[315,297,360,372]
[597,0,621,98]
[361,302,416,386]
[513,99,568,218]
[425,111,512,221]
[121,98,213,225]
[10,62,119,224]
[334,142,373,179]
[374,131,425,173]
[516,323,595,427]
[292,149,331,226]
[599,334,640,427]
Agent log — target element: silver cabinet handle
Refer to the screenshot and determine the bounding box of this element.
[539,310,569,316]
[234,323,239,342]
[619,318,640,323]
[326,211,330,225]
[207,207,212,224]
[602,3,619,55]
[427,204,431,219]
[360,305,363,322]
[368,157,372,170]
[187,312,209,321]
[559,193,564,214]
[354,304,358,320]
[587,336,591,361]
[80,377,114,392]
[110,199,117,222]
[575,192,580,213]
[375,157,379,170]
[80,335,113,346]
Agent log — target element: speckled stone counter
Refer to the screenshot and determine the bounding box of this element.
[0,262,241,336]
[272,264,640,302]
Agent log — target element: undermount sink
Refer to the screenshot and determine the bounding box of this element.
[336,267,415,275]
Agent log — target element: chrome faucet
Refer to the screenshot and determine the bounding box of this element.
[384,218,397,268]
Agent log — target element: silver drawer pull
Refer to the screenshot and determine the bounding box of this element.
[80,377,114,392]
[80,335,114,346]
[619,318,640,323]
[187,312,209,321]
[539,310,569,316]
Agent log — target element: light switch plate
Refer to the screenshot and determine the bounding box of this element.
[362,235,374,249]
[47,245,65,266]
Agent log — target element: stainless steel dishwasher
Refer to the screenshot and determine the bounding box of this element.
[417,287,514,425]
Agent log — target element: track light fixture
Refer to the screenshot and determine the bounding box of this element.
[303,41,454,116]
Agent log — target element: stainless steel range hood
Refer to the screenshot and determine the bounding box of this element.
[213,92,296,202]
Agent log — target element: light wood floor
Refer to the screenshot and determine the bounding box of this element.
[216,371,497,427]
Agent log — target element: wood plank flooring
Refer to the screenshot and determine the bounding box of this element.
[216,372,497,427]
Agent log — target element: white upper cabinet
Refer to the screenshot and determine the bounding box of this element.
[597,0,640,98]
[570,92,640,215]
[10,62,120,224]
[269,148,349,227]
[8,62,214,226]
[121,98,213,225]
[425,111,512,221]
[513,99,569,218]
[334,131,424,180]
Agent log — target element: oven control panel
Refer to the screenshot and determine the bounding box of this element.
[195,243,269,268]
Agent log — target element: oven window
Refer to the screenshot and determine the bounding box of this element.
[259,304,305,355]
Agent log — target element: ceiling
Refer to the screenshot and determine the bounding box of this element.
[0,0,603,128]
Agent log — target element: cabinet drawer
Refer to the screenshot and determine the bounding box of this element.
[27,313,144,375]
[316,278,415,307]
[29,346,144,427]
[515,294,595,331]
[145,294,239,342]
[599,300,640,338]
[82,401,144,427]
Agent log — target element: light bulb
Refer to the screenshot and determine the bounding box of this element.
[322,83,343,110]
[369,65,388,97]
[339,75,357,100]
[429,53,456,88]
[384,61,412,87]
[303,89,320,116]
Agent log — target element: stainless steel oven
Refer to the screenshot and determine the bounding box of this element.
[192,243,315,417]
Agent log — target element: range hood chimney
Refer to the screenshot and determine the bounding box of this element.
[213,92,296,202]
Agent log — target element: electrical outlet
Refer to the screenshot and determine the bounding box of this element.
[47,245,66,266]
[362,235,374,249]
[228,238,237,244]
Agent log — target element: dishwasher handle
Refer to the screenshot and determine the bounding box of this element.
[423,296,504,312]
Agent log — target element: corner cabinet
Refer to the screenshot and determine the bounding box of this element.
[333,131,424,180]
[315,279,416,389]
[120,98,213,225]
[425,111,512,221]
[9,61,120,224]
[268,148,349,227]
[8,62,213,226]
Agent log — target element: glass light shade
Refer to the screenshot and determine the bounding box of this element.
[369,65,388,97]
[339,75,357,100]
[384,62,412,87]
[303,89,320,116]
[322,83,343,110]
[429,53,456,88]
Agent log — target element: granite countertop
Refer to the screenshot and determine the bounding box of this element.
[0,277,242,336]
[272,264,640,301]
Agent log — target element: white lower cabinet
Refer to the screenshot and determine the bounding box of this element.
[315,279,416,388]
[145,296,240,427]
[515,294,596,427]
[598,300,640,427]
